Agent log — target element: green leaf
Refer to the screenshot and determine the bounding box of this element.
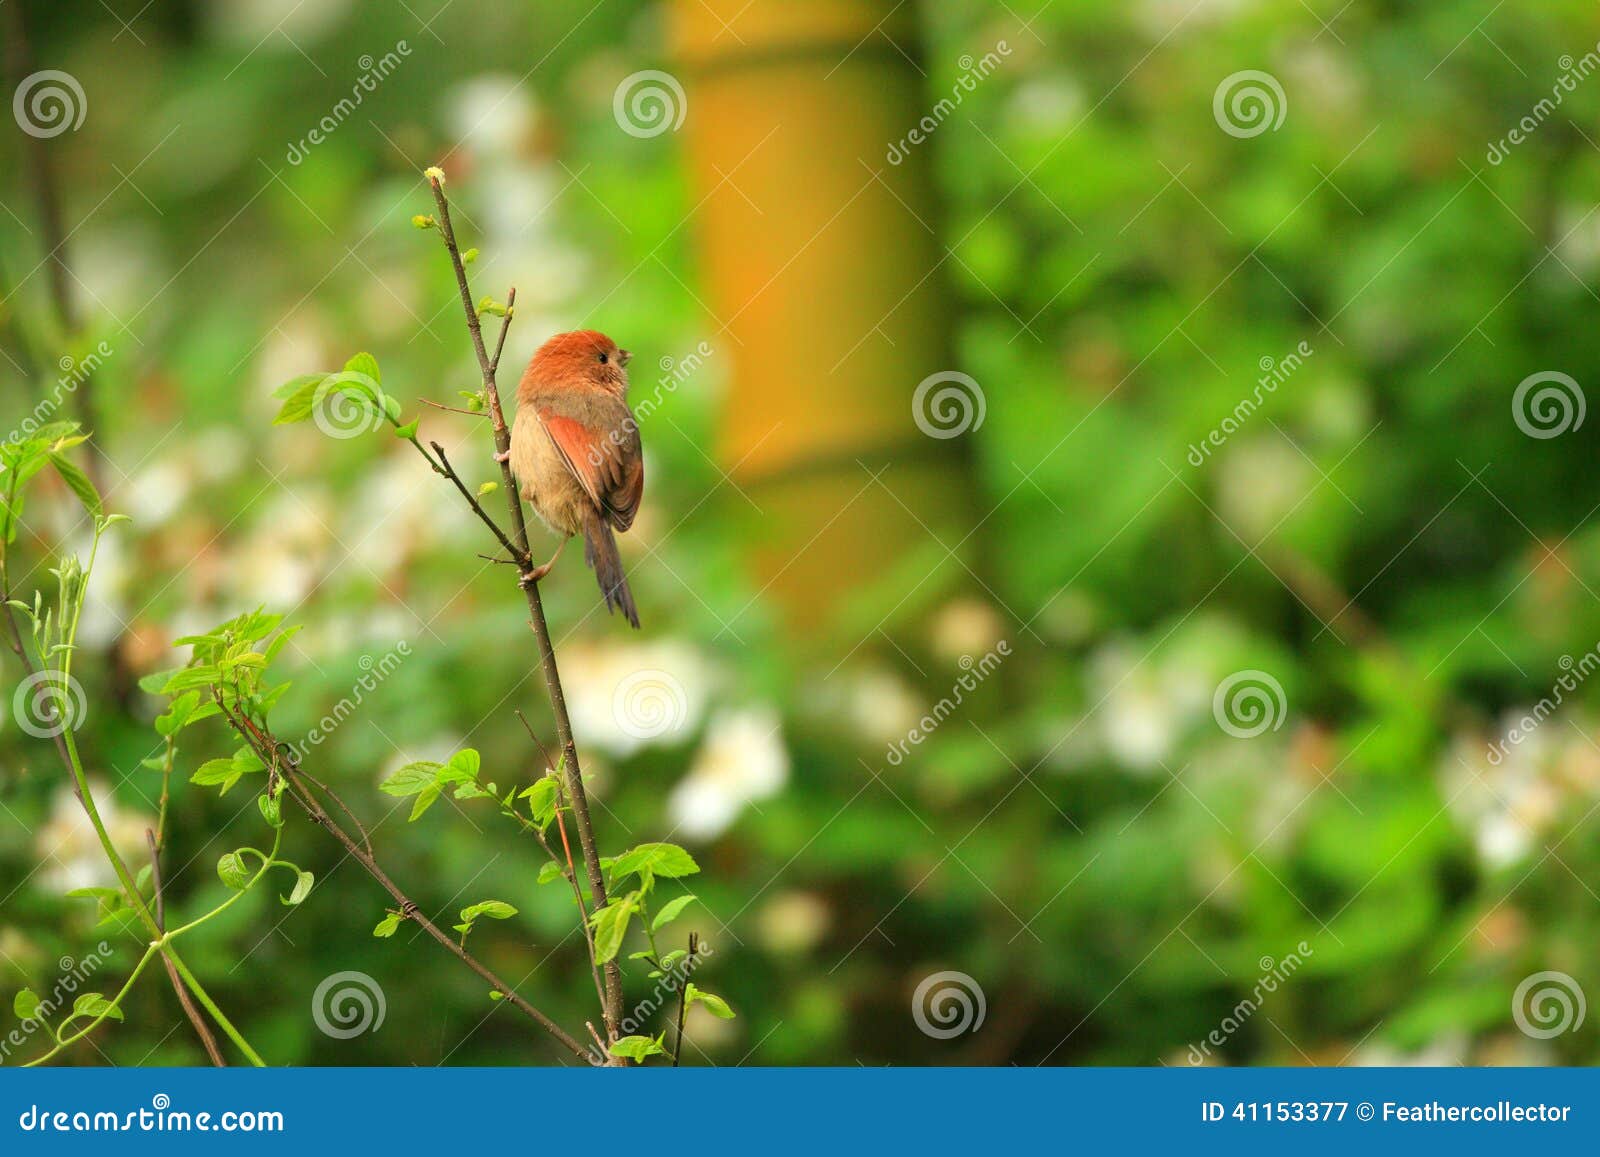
[72,993,122,1022]
[258,791,283,828]
[217,851,251,890]
[344,351,381,386]
[609,1034,668,1062]
[522,777,560,827]
[590,895,637,964]
[685,983,735,1019]
[273,372,325,400]
[409,783,441,821]
[273,375,324,425]
[13,989,41,1021]
[610,843,700,884]
[191,758,240,793]
[373,912,402,938]
[652,893,698,931]
[48,453,102,518]
[446,748,480,781]
[394,419,419,440]
[460,900,517,923]
[476,481,498,497]
[379,762,441,796]
[282,870,314,906]
[537,860,565,886]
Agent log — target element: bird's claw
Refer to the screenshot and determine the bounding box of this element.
[493,450,510,463]
[518,563,551,588]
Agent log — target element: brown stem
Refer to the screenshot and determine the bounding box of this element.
[673,931,699,1067]
[217,704,592,1062]
[147,830,226,1066]
[514,710,606,1017]
[426,171,625,1041]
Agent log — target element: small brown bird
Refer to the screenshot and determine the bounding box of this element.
[506,330,644,628]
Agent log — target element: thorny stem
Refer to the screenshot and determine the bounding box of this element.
[426,170,625,1043]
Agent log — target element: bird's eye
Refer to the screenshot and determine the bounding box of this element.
[598,352,608,364]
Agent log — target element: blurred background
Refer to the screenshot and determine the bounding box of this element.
[3,0,1600,1066]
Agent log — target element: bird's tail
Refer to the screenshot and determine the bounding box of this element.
[583,513,640,629]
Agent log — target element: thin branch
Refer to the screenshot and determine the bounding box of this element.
[216,702,592,1062]
[429,440,525,564]
[421,399,490,418]
[514,710,606,1017]
[673,932,699,1067]
[147,829,226,1066]
[3,1,104,494]
[426,170,625,1041]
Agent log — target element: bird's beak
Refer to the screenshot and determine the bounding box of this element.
[619,349,632,367]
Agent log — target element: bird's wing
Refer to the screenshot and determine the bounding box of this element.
[533,397,644,532]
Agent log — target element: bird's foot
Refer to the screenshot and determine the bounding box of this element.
[517,542,566,587]
[493,450,511,464]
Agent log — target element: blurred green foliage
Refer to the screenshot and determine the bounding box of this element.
[2,0,1600,1066]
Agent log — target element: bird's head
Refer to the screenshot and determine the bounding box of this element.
[521,329,631,399]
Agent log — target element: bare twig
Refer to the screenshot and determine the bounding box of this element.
[425,170,625,1041]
